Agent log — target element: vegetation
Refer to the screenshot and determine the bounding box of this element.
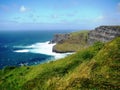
[53,30,89,52]
[0,36,120,90]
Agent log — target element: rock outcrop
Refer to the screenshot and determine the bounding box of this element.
[51,26,120,53]
[88,26,120,44]
[51,31,88,53]
[50,34,70,44]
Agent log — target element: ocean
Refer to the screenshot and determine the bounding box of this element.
[0,30,73,69]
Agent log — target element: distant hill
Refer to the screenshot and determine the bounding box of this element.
[0,36,120,90]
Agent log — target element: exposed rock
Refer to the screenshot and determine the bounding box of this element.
[49,34,70,44]
[51,26,120,53]
[51,31,88,53]
[88,26,120,44]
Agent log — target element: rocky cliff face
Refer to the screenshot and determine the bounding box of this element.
[50,31,88,53]
[88,26,120,44]
[50,26,120,53]
[50,34,70,44]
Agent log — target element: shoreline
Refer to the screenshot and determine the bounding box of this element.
[14,41,73,59]
[12,41,74,67]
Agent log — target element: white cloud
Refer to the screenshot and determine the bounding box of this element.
[93,14,120,25]
[51,14,59,19]
[118,2,120,7]
[20,5,27,12]
[97,15,104,20]
[94,15,104,22]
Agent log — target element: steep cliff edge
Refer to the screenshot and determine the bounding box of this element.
[88,26,120,44]
[51,31,89,53]
[51,26,120,53]
[50,34,70,44]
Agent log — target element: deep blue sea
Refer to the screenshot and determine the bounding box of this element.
[0,30,73,69]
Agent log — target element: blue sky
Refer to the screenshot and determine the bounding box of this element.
[0,0,120,30]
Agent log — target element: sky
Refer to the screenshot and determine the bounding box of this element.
[0,0,120,30]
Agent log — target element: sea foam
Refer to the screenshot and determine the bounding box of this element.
[14,49,29,53]
[14,41,72,60]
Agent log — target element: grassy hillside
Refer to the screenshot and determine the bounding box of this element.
[53,30,89,53]
[0,37,120,90]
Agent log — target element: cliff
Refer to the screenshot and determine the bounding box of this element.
[88,26,120,44]
[51,31,89,53]
[50,34,70,44]
[51,26,120,53]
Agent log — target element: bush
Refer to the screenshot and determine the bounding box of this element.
[93,41,104,51]
[3,66,16,73]
[81,50,94,60]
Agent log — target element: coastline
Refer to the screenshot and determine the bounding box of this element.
[51,30,89,53]
[13,41,73,63]
[0,30,76,69]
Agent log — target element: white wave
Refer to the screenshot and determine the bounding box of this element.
[13,41,73,59]
[14,49,29,53]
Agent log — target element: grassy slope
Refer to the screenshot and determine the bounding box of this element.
[53,30,89,52]
[0,37,120,90]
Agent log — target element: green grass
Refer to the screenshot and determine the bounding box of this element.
[53,30,89,52]
[0,37,120,90]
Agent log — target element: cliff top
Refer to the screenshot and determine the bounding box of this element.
[52,30,89,53]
